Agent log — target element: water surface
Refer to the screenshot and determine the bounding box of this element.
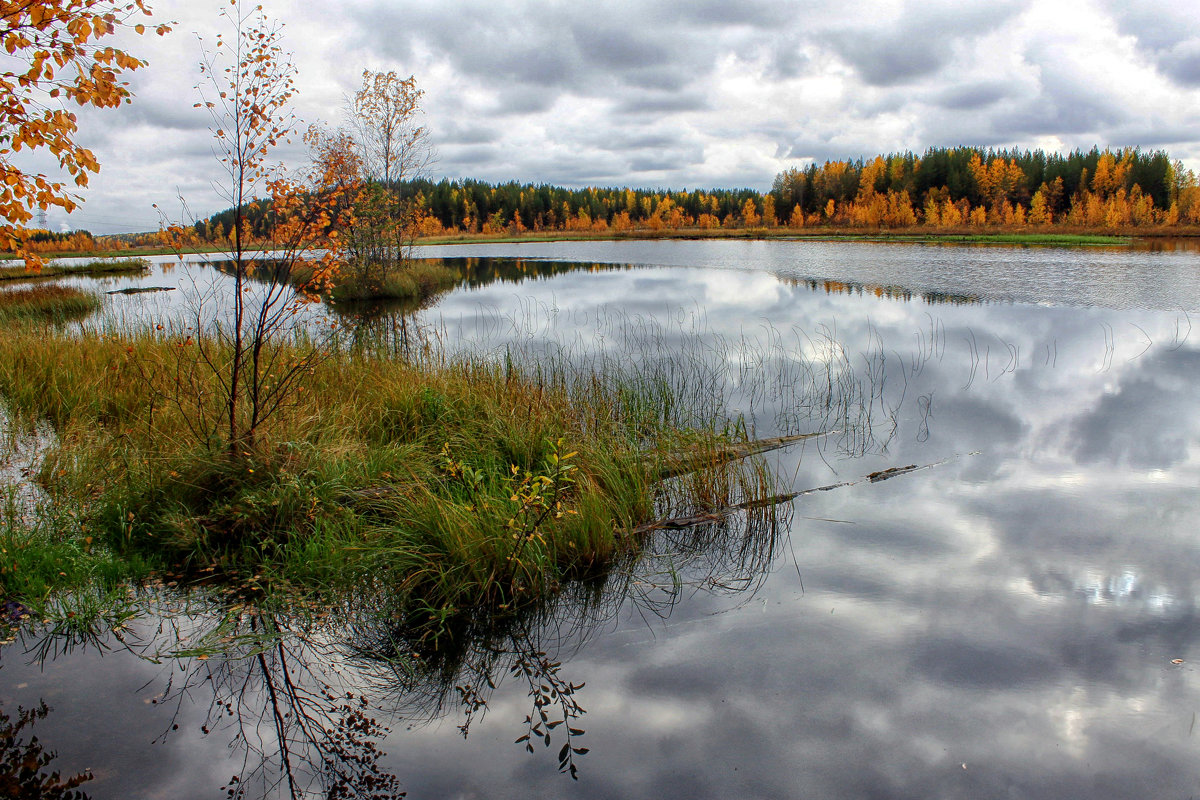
[4,239,1200,799]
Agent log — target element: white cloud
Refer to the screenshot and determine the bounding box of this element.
[26,0,1200,233]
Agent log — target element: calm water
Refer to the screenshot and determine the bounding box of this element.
[4,240,1200,798]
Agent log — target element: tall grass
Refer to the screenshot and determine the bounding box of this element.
[0,319,775,620]
[0,257,150,282]
[329,260,459,302]
[0,285,101,322]
[285,259,459,303]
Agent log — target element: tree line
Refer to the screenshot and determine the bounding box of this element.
[189,145,1199,239]
[769,146,1194,229]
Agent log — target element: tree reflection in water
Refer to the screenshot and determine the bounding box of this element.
[3,259,918,797]
[5,492,787,798]
[0,701,93,800]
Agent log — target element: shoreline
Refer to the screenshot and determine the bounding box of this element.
[9,227,1200,262]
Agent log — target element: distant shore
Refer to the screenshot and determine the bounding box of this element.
[8,226,1190,263]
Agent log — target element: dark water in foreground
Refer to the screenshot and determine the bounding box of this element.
[5,239,1200,798]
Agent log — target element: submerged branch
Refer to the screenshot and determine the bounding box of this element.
[646,431,835,481]
[633,456,962,534]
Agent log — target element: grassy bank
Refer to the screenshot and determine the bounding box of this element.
[275,259,461,305]
[0,246,229,262]
[0,285,102,322]
[0,322,763,620]
[326,260,460,303]
[0,257,151,282]
[4,229,1165,265]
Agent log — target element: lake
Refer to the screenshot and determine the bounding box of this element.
[4,238,1200,798]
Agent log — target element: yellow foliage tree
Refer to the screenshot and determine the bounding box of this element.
[940,199,964,227]
[1029,190,1051,225]
[1091,149,1132,198]
[969,155,1024,213]
[740,197,760,227]
[1,0,170,264]
[884,190,916,227]
[923,195,940,227]
[761,193,776,227]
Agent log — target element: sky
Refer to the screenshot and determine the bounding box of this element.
[19,0,1200,234]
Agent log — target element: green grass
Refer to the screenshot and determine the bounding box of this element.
[0,321,766,624]
[0,257,151,281]
[0,245,232,262]
[0,285,101,322]
[327,260,460,303]
[0,503,148,608]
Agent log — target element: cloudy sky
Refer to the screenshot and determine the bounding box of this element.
[26,0,1200,233]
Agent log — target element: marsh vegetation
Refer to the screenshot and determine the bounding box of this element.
[0,258,150,283]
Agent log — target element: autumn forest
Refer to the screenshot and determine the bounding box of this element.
[166,145,1197,248]
[12,146,1200,255]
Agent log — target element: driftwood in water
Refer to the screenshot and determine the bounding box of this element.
[106,286,176,295]
[633,460,941,534]
[647,431,834,481]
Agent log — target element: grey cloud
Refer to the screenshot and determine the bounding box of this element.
[470,46,578,90]
[628,150,704,173]
[767,43,810,79]
[1105,122,1200,149]
[355,1,719,101]
[435,124,499,146]
[917,117,1013,150]
[485,86,557,115]
[437,145,502,170]
[571,26,673,71]
[595,133,680,152]
[784,135,881,163]
[611,65,695,93]
[1158,38,1200,86]
[991,71,1129,138]
[825,0,1029,87]
[61,0,1200,230]
[612,92,710,115]
[1104,2,1197,60]
[829,33,948,87]
[127,99,212,132]
[665,0,790,28]
[458,149,627,186]
[1104,0,1194,51]
[1101,1,1200,87]
[933,82,1011,111]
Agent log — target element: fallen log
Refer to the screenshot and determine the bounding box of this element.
[646,430,835,481]
[106,286,176,295]
[632,456,956,534]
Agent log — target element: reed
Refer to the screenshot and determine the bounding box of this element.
[0,319,772,620]
[0,257,150,282]
[0,285,101,322]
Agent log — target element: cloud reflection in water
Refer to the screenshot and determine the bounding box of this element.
[6,245,1200,799]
